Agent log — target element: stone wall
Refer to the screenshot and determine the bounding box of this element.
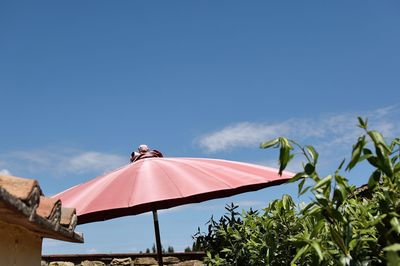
[42,253,206,266]
[42,256,204,266]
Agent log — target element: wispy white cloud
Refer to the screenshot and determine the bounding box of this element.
[66,152,127,174]
[251,157,305,173]
[197,105,400,153]
[0,148,127,178]
[197,122,292,153]
[0,169,11,175]
[232,200,266,209]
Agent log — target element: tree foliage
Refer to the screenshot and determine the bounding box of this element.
[194,118,400,265]
[194,198,304,265]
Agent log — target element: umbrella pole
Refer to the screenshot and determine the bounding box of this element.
[152,210,164,266]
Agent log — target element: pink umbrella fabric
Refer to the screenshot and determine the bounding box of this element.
[55,157,293,224]
[54,157,293,265]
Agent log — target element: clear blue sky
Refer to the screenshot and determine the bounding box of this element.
[1,1,399,254]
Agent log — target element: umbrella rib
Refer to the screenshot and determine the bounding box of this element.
[183,158,285,184]
[127,160,142,207]
[153,160,185,198]
[168,158,235,188]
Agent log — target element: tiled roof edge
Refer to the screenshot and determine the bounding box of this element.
[0,177,83,243]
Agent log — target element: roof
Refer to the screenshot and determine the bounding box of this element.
[0,174,83,243]
[353,183,372,199]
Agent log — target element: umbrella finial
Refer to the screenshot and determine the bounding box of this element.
[138,144,150,154]
[130,145,164,163]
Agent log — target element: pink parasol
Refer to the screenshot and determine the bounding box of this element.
[54,157,293,265]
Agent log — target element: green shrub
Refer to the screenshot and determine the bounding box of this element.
[195,199,305,265]
[195,118,400,265]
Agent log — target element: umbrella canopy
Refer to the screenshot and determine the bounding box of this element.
[55,157,293,224]
[54,157,293,265]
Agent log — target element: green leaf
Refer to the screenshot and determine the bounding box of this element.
[368,130,390,153]
[363,148,373,157]
[348,239,358,251]
[298,178,306,194]
[384,244,400,252]
[357,117,368,129]
[299,186,311,196]
[338,158,346,170]
[221,248,232,253]
[357,154,374,165]
[386,251,400,266]
[310,241,324,262]
[367,155,380,168]
[331,227,348,255]
[291,245,309,266]
[395,162,400,174]
[390,217,400,234]
[260,138,279,149]
[304,163,315,175]
[314,175,332,190]
[389,211,400,218]
[282,194,291,210]
[346,135,365,171]
[310,219,325,238]
[332,188,344,206]
[375,144,394,177]
[303,204,321,216]
[315,194,329,207]
[290,172,306,183]
[330,208,345,223]
[368,170,381,190]
[278,137,294,175]
[305,145,319,164]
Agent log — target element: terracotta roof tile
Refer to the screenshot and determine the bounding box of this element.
[0,174,83,243]
[0,174,42,205]
[60,207,78,230]
[36,196,62,224]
